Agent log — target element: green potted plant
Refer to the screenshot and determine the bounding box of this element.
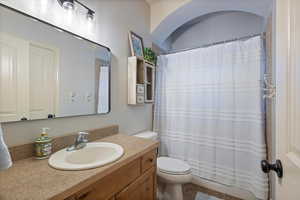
[144,48,157,65]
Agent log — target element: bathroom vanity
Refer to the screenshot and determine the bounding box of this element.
[64,148,157,200]
[0,127,159,200]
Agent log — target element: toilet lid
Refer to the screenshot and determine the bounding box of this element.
[157,157,191,175]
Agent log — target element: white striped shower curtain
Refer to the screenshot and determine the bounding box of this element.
[154,36,268,199]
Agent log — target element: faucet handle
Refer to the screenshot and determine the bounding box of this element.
[67,132,89,151]
[77,132,89,142]
[78,131,89,136]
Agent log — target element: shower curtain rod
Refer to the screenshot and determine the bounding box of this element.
[165,32,266,55]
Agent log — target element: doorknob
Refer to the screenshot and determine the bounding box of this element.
[261,159,283,178]
[48,114,55,119]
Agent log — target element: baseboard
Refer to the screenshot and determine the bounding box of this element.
[191,176,257,200]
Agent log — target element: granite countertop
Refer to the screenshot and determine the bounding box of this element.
[0,134,159,200]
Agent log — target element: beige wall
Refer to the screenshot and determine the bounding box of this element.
[0,0,153,147]
[147,0,191,32]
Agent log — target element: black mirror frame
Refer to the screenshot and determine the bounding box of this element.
[0,3,112,122]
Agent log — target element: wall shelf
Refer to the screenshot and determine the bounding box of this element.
[128,56,155,105]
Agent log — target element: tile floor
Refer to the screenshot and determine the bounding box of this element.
[183,183,243,200]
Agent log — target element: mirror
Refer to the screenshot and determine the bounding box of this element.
[0,5,111,123]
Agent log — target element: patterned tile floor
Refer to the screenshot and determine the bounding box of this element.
[183,183,243,200]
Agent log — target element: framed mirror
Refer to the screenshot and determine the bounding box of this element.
[0,4,111,123]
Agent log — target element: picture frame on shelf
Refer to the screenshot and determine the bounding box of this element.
[128,31,144,58]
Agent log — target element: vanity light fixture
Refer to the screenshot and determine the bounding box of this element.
[86,9,95,21]
[58,0,75,10]
[57,0,95,21]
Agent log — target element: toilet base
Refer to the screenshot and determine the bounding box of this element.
[165,183,184,200]
[156,157,192,200]
[158,180,184,200]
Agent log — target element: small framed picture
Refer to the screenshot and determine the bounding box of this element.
[129,31,144,58]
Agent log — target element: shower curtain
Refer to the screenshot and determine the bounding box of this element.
[154,36,268,199]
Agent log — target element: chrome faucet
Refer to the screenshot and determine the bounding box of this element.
[66,132,89,151]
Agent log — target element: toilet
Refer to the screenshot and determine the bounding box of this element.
[134,131,192,200]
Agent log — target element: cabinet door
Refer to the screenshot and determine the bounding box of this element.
[116,167,155,200]
[144,63,155,103]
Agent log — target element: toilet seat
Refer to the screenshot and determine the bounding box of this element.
[157,157,191,175]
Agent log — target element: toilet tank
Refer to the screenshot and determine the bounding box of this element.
[134,131,158,141]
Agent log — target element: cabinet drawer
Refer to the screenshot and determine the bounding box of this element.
[136,84,145,94]
[71,158,141,200]
[141,150,157,173]
[136,95,144,104]
[72,187,96,200]
[64,197,76,200]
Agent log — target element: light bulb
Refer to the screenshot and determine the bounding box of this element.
[86,10,95,21]
[62,0,74,10]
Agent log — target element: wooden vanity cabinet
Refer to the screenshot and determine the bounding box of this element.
[116,167,155,200]
[64,149,157,200]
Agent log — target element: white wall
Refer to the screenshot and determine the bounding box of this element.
[0,0,152,146]
[170,11,265,51]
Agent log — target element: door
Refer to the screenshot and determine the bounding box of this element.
[0,33,29,122]
[28,43,58,120]
[116,167,155,200]
[275,0,300,199]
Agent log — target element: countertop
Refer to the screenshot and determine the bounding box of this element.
[0,134,159,200]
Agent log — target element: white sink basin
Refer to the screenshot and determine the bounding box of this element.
[48,142,124,170]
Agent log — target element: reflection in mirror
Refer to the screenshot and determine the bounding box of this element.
[0,5,111,123]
